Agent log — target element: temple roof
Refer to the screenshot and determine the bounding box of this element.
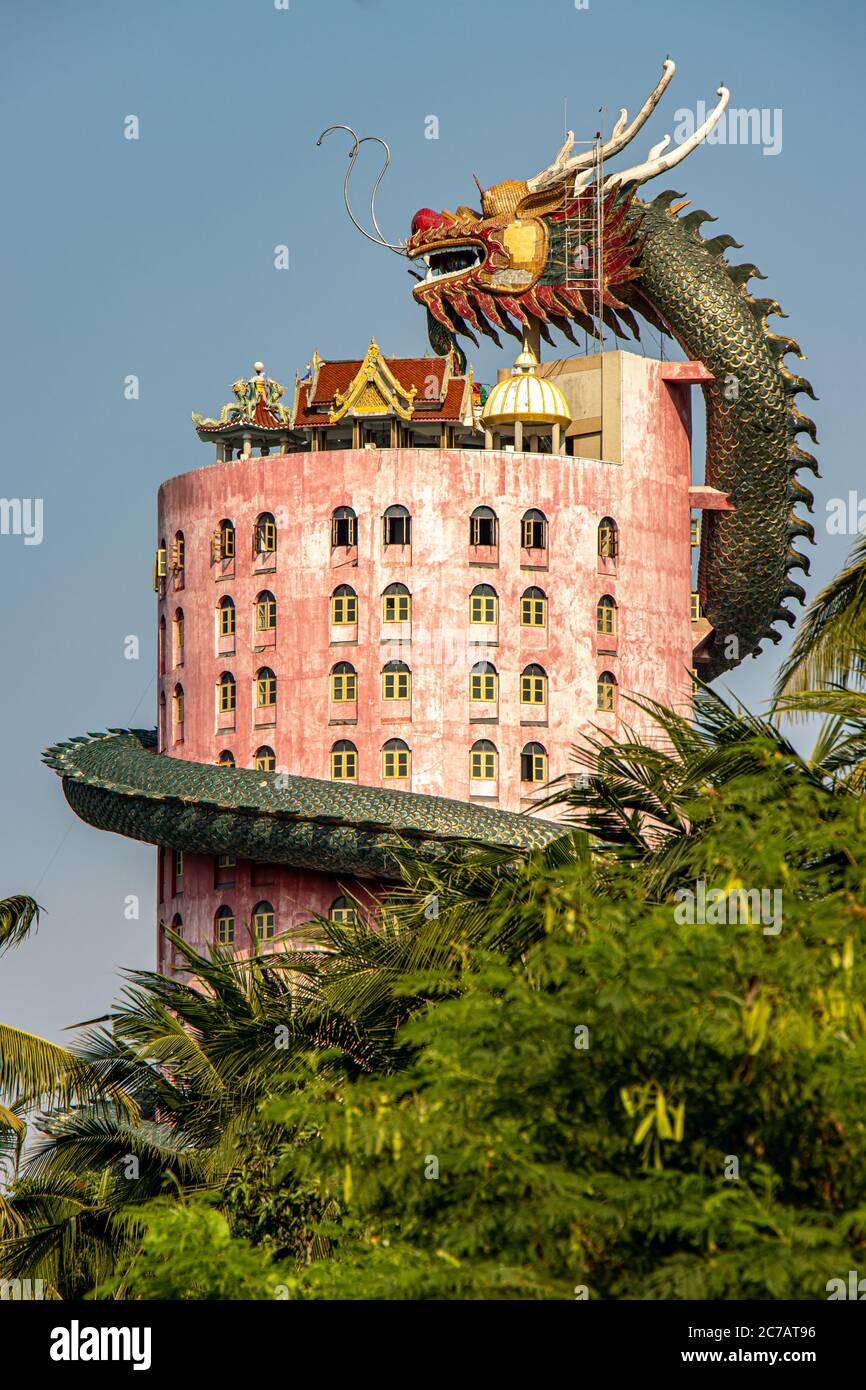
[192,363,292,438]
[193,341,479,446]
[291,338,475,428]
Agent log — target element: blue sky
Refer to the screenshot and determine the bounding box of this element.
[1,0,862,1043]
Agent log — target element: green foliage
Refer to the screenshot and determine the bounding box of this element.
[94,1197,296,1301]
[7,676,866,1300]
[262,808,866,1299]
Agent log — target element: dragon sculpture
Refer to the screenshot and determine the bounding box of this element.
[45,62,817,887]
[331,59,816,676]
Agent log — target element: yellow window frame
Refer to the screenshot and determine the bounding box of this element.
[470,750,497,780]
[520,596,547,627]
[597,678,616,712]
[382,749,410,779]
[219,603,235,637]
[331,750,358,782]
[256,597,276,630]
[598,524,617,559]
[256,674,276,707]
[596,601,615,636]
[331,593,358,624]
[331,671,357,702]
[218,678,236,713]
[470,595,497,624]
[520,675,547,705]
[253,908,275,941]
[470,673,497,703]
[383,593,411,623]
[217,913,235,945]
[330,905,357,925]
[331,515,357,547]
[382,671,410,701]
[255,750,276,772]
[255,520,276,554]
[690,592,702,623]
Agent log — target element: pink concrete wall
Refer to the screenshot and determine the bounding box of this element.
[154,355,696,954]
[156,849,373,972]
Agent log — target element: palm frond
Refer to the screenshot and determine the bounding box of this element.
[774,537,866,699]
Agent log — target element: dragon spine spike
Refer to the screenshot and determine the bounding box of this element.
[779,579,807,604]
[773,607,797,628]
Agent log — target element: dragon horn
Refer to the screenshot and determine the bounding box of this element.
[604,85,730,190]
[527,58,677,192]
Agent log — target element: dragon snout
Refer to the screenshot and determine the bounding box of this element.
[411,207,450,238]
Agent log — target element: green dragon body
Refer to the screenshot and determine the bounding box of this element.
[46,62,816,879]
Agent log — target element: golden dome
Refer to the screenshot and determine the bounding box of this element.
[481,346,571,428]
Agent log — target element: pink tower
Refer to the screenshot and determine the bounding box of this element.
[146,340,713,968]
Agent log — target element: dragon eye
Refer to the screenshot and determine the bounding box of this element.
[411,207,448,237]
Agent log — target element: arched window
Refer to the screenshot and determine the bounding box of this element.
[217,750,235,767]
[596,595,616,636]
[254,512,276,555]
[255,745,276,772]
[521,741,548,783]
[520,664,547,705]
[169,912,184,968]
[158,615,166,675]
[470,505,497,547]
[330,896,357,926]
[174,608,185,661]
[256,667,277,708]
[218,596,235,638]
[172,530,185,573]
[252,900,275,943]
[158,691,166,747]
[598,517,618,560]
[470,661,498,703]
[597,670,617,712]
[156,538,167,586]
[469,583,497,625]
[382,738,411,779]
[331,506,357,548]
[219,518,236,560]
[255,590,276,631]
[173,683,185,731]
[470,739,498,781]
[331,740,358,782]
[218,671,236,713]
[215,905,235,946]
[331,584,358,625]
[521,508,547,550]
[520,586,547,627]
[383,582,411,624]
[331,661,357,702]
[383,504,411,547]
[382,660,411,701]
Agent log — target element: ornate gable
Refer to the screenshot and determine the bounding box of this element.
[329,337,418,423]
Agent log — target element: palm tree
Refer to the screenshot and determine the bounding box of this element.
[775,531,866,698]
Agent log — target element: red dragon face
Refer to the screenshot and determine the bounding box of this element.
[407,177,646,349]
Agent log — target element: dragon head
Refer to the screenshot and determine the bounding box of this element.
[319,60,729,354]
[406,176,649,350]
